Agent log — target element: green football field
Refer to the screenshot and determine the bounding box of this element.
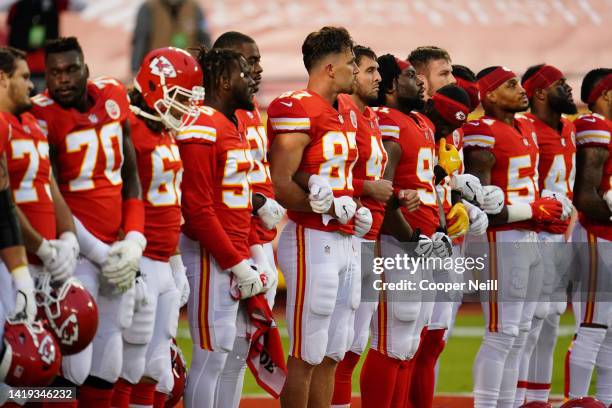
[175,307,593,396]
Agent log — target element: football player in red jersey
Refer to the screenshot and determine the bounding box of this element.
[211,32,285,407]
[464,66,564,408]
[407,46,456,100]
[30,37,145,406]
[178,48,267,408]
[513,64,577,405]
[267,27,363,408]
[566,68,612,405]
[330,45,394,408]
[109,47,203,408]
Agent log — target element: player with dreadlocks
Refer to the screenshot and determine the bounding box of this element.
[177,47,274,408]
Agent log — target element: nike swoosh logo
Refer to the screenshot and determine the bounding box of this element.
[583,117,596,122]
[280,101,293,107]
[466,181,474,193]
[449,157,460,162]
[539,205,550,216]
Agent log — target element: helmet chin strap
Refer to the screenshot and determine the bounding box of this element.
[130,105,163,123]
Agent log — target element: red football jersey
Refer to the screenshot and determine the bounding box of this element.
[130,114,182,262]
[376,107,440,237]
[337,94,387,240]
[30,77,130,243]
[178,106,253,269]
[267,90,358,233]
[3,112,56,264]
[236,101,277,244]
[525,113,576,235]
[574,112,612,240]
[463,115,539,232]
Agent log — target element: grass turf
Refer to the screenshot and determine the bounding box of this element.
[176,308,591,396]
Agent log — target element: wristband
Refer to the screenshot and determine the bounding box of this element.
[506,203,532,223]
[122,198,145,234]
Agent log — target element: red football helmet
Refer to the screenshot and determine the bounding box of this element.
[134,47,204,131]
[519,402,553,408]
[0,320,61,386]
[36,276,98,355]
[165,338,187,408]
[561,397,606,407]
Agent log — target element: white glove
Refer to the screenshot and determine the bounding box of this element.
[45,232,79,282]
[605,190,612,220]
[10,265,36,323]
[249,244,277,293]
[431,231,453,258]
[541,189,573,221]
[410,230,434,258]
[464,200,489,236]
[450,174,484,206]
[331,196,357,224]
[102,231,146,291]
[169,254,190,307]
[230,260,264,299]
[256,194,286,229]
[481,185,505,214]
[36,238,58,269]
[133,274,151,312]
[308,174,334,213]
[354,207,373,237]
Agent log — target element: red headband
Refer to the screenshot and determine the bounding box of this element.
[477,67,516,102]
[455,77,479,112]
[587,73,612,104]
[432,92,470,127]
[395,57,411,71]
[522,65,564,98]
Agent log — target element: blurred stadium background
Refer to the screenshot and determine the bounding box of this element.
[1,1,610,405]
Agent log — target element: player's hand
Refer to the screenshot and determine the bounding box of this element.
[308,174,334,213]
[604,190,612,220]
[397,189,420,212]
[541,189,572,221]
[249,244,277,293]
[133,273,150,312]
[230,260,265,299]
[447,202,470,238]
[255,194,286,229]
[10,265,36,323]
[409,228,434,257]
[46,232,80,282]
[481,185,505,214]
[530,197,563,223]
[169,254,190,307]
[437,138,462,175]
[102,231,146,291]
[364,179,393,202]
[36,238,58,272]
[431,231,453,258]
[450,174,484,206]
[354,207,373,238]
[464,200,488,236]
[331,196,357,224]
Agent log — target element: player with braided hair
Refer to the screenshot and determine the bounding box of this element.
[178,47,271,408]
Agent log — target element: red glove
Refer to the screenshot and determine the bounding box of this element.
[530,197,563,223]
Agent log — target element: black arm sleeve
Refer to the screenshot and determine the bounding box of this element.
[0,188,23,249]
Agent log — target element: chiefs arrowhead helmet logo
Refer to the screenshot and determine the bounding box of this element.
[38,334,57,365]
[49,312,79,347]
[150,56,177,78]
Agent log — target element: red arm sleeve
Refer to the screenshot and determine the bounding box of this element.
[180,143,244,270]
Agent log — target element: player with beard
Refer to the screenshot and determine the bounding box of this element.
[210,31,285,408]
[179,48,269,408]
[360,55,470,408]
[464,66,564,408]
[511,64,577,405]
[566,68,612,405]
[0,46,78,287]
[407,46,456,100]
[267,27,363,408]
[30,37,145,407]
[330,46,421,408]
